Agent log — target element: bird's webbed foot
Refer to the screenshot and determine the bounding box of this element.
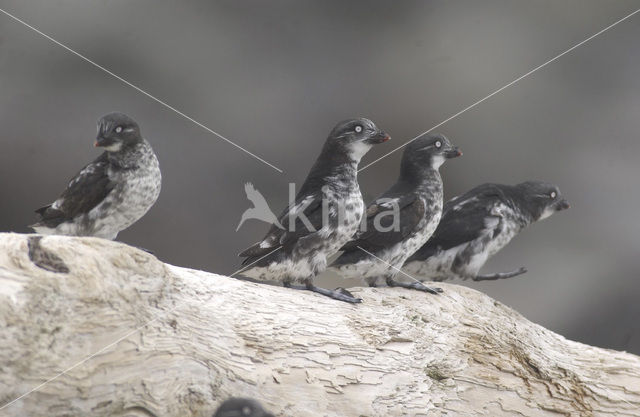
[474,267,527,281]
[300,280,362,303]
[333,287,358,298]
[309,284,362,303]
[385,277,443,294]
[284,280,362,303]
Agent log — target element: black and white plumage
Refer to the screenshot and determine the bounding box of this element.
[403,181,570,282]
[329,134,461,293]
[30,112,161,240]
[239,118,390,303]
[213,398,274,417]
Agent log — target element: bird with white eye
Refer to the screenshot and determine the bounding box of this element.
[30,112,162,240]
[329,133,462,293]
[238,118,390,303]
[404,181,570,282]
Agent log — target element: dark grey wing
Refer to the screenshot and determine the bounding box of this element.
[408,184,507,261]
[34,152,114,227]
[239,192,325,263]
[335,193,425,264]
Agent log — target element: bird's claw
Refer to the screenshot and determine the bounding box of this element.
[285,282,362,303]
[386,277,442,295]
[334,287,357,298]
[312,285,361,303]
[408,281,443,294]
[474,267,528,281]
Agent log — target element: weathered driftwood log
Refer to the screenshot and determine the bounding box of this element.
[0,233,638,417]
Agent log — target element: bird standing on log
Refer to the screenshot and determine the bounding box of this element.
[239,118,389,303]
[329,134,461,293]
[30,112,161,240]
[403,181,569,281]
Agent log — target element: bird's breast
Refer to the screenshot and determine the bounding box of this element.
[316,186,363,252]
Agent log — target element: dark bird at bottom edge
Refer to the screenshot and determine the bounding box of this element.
[213,397,274,417]
[403,181,569,282]
[238,118,390,303]
[30,112,161,240]
[329,133,461,293]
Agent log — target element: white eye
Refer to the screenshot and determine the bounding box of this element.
[354,125,363,133]
[115,126,123,133]
[435,140,442,148]
[550,191,557,199]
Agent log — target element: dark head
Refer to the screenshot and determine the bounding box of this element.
[400,133,461,178]
[323,118,390,162]
[213,398,274,417]
[95,112,142,152]
[514,181,570,221]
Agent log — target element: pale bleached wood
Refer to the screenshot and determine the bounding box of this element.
[0,233,638,417]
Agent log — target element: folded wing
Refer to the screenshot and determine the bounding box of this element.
[34,153,114,228]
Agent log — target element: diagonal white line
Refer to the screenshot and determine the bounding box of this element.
[0,245,280,411]
[356,245,427,286]
[2,4,637,413]
[359,7,640,173]
[0,7,284,174]
[229,246,282,277]
[0,246,282,411]
[0,315,165,411]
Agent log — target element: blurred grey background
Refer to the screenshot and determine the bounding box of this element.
[1,1,639,354]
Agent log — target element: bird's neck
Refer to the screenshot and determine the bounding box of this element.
[505,189,536,227]
[299,151,360,198]
[400,166,442,192]
[107,140,146,169]
[510,206,535,229]
[310,148,359,182]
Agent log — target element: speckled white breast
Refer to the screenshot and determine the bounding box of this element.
[405,216,522,281]
[92,155,160,238]
[338,196,442,281]
[403,244,464,281]
[67,140,160,240]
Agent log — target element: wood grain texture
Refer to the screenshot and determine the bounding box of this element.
[0,233,638,416]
